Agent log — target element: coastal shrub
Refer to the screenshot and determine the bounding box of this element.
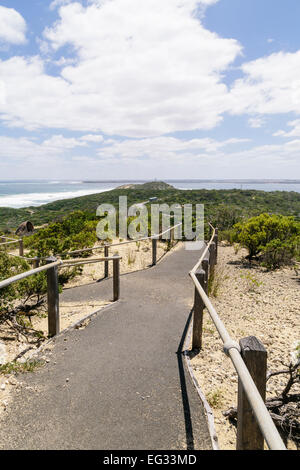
[260,238,300,269]
[0,250,78,317]
[210,205,244,231]
[24,211,98,258]
[233,213,300,268]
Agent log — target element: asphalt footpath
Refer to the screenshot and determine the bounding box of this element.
[0,244,212,450]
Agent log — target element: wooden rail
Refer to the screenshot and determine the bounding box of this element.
[0,236,23,256]
[0,256,121,337]
[2,223,180,338]
[6,223,182,267]
[190,225,285,450]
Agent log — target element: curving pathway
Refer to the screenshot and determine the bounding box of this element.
[0,244,212,450]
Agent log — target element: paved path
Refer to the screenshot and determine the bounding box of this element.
[0,244,212,450]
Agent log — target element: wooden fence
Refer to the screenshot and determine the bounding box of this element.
[190,226,285,450]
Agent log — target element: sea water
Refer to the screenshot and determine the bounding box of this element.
[0,179,299,209]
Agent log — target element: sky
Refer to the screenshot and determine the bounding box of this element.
[0,0,300,180]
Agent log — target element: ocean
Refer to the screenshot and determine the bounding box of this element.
[0,179,299,209]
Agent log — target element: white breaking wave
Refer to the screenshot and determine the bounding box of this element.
[0,188,113,208]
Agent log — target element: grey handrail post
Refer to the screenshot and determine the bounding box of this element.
[192,269,206,350]
[104,244,109,278]
[237,336,267,450]
[113,254,120,301]
[152,237,157,266]
[33,257,40,269]
[19,238,24,257]
[46,256,60,337]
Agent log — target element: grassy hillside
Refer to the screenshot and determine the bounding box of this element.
[0,186,300,232]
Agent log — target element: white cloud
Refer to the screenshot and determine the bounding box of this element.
[43,134,88,149]
[230,50,300,116]
[0,6,27,45]
[0,0,241,137]
[80,134,104,143]
[97,136,250,161]
[273,119,300,138]
[0,133,298,179]
[53,56,77,67]
[49,0,73,11]
[248,116,265,128]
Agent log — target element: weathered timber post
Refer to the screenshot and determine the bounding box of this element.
[19,238,24,257]
[237,336,267,450]
[104,244,109,278]
[202,251,209,285]
[170,227,174,243]
[33,257,40,269]
[46,256,60,337]
[213,228,218,264]
[113,254,120,301]
[209,241,216,270]
[192,269,206,350]
[152,237,157,266]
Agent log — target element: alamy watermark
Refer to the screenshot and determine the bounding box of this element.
[96,197,204,249]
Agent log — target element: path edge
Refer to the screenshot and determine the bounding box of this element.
[183,312,220,451]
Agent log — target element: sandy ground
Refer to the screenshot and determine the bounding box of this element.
[191,243,299,450]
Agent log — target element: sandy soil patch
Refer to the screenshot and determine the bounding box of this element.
[191,244,299,450]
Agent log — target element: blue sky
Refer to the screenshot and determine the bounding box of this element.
[0,0,299,179]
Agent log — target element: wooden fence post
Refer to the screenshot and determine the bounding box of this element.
[170,227,174,243]
[113,255,120,301]
[192,269,206,350]
[46,256,60,337]
[19,238,24,257]
[209,241,216,270]
[202,252,209,284]
[152,237,157,266]
[237,336,267,450]
[104,244,109,278]
[33,257,40,269]
[213,228,218,264]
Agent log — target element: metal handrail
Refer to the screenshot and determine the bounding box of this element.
[189,224,286,451]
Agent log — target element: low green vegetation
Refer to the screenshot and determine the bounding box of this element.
[231,213,300,269]
[0,186,299,329]
[208,266,228,297]
[207,389,224,409]
[0,359,43,375]
[241,271,263,293]
[0,187,299,232]
[23,210,98,259]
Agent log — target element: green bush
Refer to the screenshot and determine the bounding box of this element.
[233,213,300,268]
[24,211,98,259]
[0,250,79,317]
